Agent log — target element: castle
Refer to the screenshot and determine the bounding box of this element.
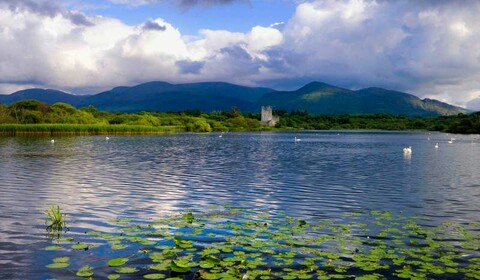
[261,106,279,126]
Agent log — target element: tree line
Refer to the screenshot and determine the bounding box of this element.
[1,100,479,134]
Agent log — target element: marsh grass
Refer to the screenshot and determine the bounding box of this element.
[45,205,67,233]
[0,124,184,136]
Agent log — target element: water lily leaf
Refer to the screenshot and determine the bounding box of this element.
[221,246,233,253]
[76,265,93,277]
[71,242,89,250]
[53,256,69,263]
[108,257,129,267]
[150,260,171,271]
[57,237,74,242]
[44,245,62,251]
[111,244,127,250]
[200,271,221,279]
[116,267,138,274]
[170,261,191,273]
[174,237,193,248]
[173,259,191,268]
[46,262,69,269]
[144,273,166,279]
[140,239,157,246]
[182,213,195,223]
[108,274,121,280]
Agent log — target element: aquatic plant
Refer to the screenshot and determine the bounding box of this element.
[44,204,67,232]
[42,206,480,279]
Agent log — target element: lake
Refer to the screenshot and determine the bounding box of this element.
[1,131,479,279]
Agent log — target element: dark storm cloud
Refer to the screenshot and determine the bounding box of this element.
[143,20,167,31]
[67,12,94,27]
[0,0,94,26]
[176,60,205,74]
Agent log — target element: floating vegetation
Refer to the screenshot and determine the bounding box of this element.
[43,206,480,279]
[108,257,129,267]
[45,256,70,269]
[76,265,94,277]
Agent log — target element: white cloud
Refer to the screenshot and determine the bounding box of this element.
[1,0,480,107]
[270,0,480,106]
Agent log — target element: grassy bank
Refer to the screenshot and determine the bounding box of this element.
[2,100,480,134]
[0,124,184,136]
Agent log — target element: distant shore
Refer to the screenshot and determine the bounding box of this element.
[0,124,184,136]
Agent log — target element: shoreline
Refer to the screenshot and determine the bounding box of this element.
[0,124,185,136]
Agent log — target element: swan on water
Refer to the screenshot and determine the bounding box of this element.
[106,136,110,140]
[403,146,412,154]
[435,143,439,149]
[50,139,55,144]
[294,137,301,142]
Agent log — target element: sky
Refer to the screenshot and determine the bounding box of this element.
[1,0,480,108]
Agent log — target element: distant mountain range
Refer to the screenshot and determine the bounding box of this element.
[0,81,468,116]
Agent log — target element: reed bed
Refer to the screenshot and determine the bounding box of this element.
[0,124,184,136]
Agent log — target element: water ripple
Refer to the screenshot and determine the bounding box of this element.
[1,132,480,276]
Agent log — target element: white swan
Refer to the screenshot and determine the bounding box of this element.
[403,146,412,154]
[294,137,301,142]
[106,136,110,140]
[435,143,439,149]
[50,139,55,144]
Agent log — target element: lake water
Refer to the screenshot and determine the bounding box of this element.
[1,131,480,279]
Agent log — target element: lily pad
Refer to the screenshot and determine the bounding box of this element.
[170,261,191,273]
[44,245,62,251]
[116,267,139,274]
[53,256,70,263]
[76,265,94,277]
[144,273,166,279]
[108,257,129,267]
[46,262,70,269]
[182,213,195,223]
[111,244,127,250]
[71,242,89,250]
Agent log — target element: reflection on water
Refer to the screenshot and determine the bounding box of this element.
[1,131,480,277]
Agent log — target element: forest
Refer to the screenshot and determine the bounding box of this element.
[0,100,479,135]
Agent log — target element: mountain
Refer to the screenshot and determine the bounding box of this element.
[255,83,467,116]
[79,81,274,112]
[0,81,468,116]
[467,97,480,112]
[0,88,87,106]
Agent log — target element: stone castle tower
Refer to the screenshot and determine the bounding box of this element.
[261,106,279,126]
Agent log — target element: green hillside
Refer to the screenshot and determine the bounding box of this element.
[256,82,467,116]
[0,81,468,116]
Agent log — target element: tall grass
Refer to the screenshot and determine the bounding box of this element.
[0,124,185,136]
[45,204,67,231]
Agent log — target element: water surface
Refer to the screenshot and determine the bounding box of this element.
[1,131,479,278]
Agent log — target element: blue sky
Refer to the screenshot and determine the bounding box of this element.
[1,0,480,108]
[76,0,296,34]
